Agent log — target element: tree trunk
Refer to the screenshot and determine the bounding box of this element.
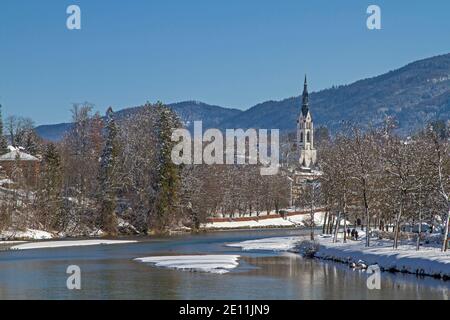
[393,204,402,249]
[322,210,328,234]
[365,206,370,247]
[363,187,370,247]
[343,194,347,243]
[416,200,422,251]
[330,215,335,234]
[442,204,450,252]
[333,212,340,243]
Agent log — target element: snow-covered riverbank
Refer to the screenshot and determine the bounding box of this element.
[9,239,138,250]
[0,228,54,240]
[228,234,450,279]
[0,228,138,251]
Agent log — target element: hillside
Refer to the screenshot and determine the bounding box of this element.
[36,101,242,141]
[218,53,450,134]
[35,53,450,141]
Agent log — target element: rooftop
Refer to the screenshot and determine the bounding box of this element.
[0,147,39,161]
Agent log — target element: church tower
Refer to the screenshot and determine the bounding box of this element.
[297,75,317,168]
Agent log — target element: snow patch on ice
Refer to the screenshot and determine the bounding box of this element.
[11,239,137,250]
[135,255,240,274]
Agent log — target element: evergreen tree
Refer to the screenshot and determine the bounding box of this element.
[0,104,8,155]
[98,107,119,235]
[150,102,181,232]
[38,143,64,229]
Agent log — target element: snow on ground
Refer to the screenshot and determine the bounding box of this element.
[227,237,302,251]
[227,233,450,279]
[10,239,137,250]
[202,212,327,229]
[315,236,450,278]
[135,255,240,274]
[0,229,54,240]
[0,179,14,186]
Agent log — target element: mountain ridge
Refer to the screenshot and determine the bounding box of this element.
[35,53,450,141]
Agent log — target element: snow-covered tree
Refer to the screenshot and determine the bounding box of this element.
[426,126,450,251]
[37,143,64,230]
[150,102,182,232]
[97,107,119,235]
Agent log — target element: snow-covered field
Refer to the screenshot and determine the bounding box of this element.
[202,212,327,229]
[135,255,240,274]
[227,233,450,279]
[10,239,137,250]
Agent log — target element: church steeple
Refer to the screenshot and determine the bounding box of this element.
[301,75,309,117]
[297,74,317,168]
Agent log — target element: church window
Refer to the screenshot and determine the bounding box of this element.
[307,132,310,143]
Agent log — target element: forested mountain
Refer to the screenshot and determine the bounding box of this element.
[36,101,241,141]
[218,53,450,134]
[35,53,450,141]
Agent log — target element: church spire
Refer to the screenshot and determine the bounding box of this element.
[301,74,309,117]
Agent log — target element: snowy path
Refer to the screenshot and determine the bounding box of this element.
[202,212,326,229]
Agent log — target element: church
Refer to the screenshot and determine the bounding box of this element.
[290,76,321,206]
[297,76,317,169]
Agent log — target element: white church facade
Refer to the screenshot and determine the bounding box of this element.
[290,76,321,206]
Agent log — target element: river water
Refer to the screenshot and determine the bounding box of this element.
[0,228,448,299]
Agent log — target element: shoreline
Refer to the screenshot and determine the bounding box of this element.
[4,227,449,283]
[312,252,449,281]
[228,234,450,281]
[312,237,450,281]
[0,226,310,252]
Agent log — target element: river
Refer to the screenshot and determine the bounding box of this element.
[0,228,448,299]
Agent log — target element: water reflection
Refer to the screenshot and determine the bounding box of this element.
[242,254,450,300]
[0,229,448,300]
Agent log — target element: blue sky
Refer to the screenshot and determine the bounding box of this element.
[1,0,450,125]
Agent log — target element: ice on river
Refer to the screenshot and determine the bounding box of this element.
[11,239,137,250]
[135,255,241,274]
[227,236,303,251]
